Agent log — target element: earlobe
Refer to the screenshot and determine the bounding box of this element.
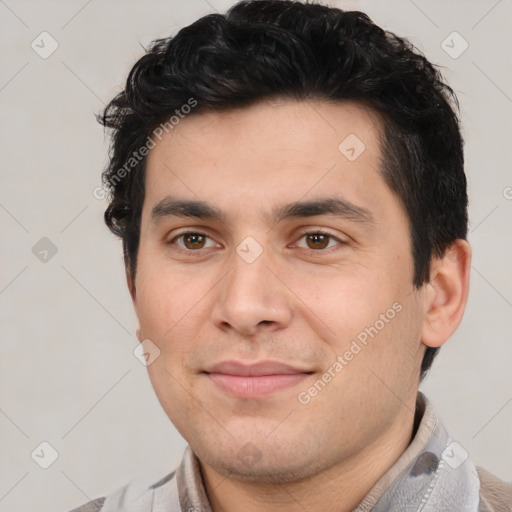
[421,239,472,348]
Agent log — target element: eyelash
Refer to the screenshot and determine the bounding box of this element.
[168,229,345,256]
[294,229,345,252]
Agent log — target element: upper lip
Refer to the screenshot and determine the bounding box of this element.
[204,360,312,376]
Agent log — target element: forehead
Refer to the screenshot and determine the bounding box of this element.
[148,99,382,162]
[143,99,394,222]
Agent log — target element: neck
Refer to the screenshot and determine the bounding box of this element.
[200,399,419,512]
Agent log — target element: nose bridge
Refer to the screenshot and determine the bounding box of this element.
[231,245,271,297]
[212,239,292,334]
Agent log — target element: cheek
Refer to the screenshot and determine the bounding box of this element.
[134,263,217,383]
[305,262,419,376]
[308,271,402,338]
[134,257,205,338]
[307,296,423,428]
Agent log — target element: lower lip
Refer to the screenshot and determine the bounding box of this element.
[207,373,310,398]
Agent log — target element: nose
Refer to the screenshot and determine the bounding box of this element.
[210,247,293,337]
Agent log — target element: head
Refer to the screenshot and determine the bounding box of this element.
[99,0,470,484]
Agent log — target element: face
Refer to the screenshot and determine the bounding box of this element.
[131,100,427,482]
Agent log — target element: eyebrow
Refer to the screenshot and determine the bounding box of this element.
[272,197,373,225]
[151,197,227,223]
[151,196,374,225]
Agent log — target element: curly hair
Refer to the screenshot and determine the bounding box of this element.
[99,0,468,379]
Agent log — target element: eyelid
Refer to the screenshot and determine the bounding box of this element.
[294,227,346,241]
[168,229,222,250]
[292,228,346,251]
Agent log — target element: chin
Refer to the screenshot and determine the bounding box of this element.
[206,455,323,484]
[196,436,329,485]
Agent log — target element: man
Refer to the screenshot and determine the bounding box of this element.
[71,1,511,510]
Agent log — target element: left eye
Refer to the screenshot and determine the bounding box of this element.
[295,232,341,250]
[174,232,217,250]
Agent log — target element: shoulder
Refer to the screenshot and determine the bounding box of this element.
[66,470,177,512]
[67,498,106,512]
[477,466,512,512]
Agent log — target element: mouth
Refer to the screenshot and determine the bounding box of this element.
[203,360,314,399]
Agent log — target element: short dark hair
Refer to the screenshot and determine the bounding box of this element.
[99,0,468,378]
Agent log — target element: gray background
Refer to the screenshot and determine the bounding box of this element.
[0,1,510,511]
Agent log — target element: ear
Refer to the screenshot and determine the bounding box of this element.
[421,239,471,348]
[126,269,143,342]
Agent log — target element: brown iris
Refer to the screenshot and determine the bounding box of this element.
[305,233,330,250]
[183,233,207,249]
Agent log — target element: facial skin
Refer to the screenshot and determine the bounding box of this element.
[129,100,471,512]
